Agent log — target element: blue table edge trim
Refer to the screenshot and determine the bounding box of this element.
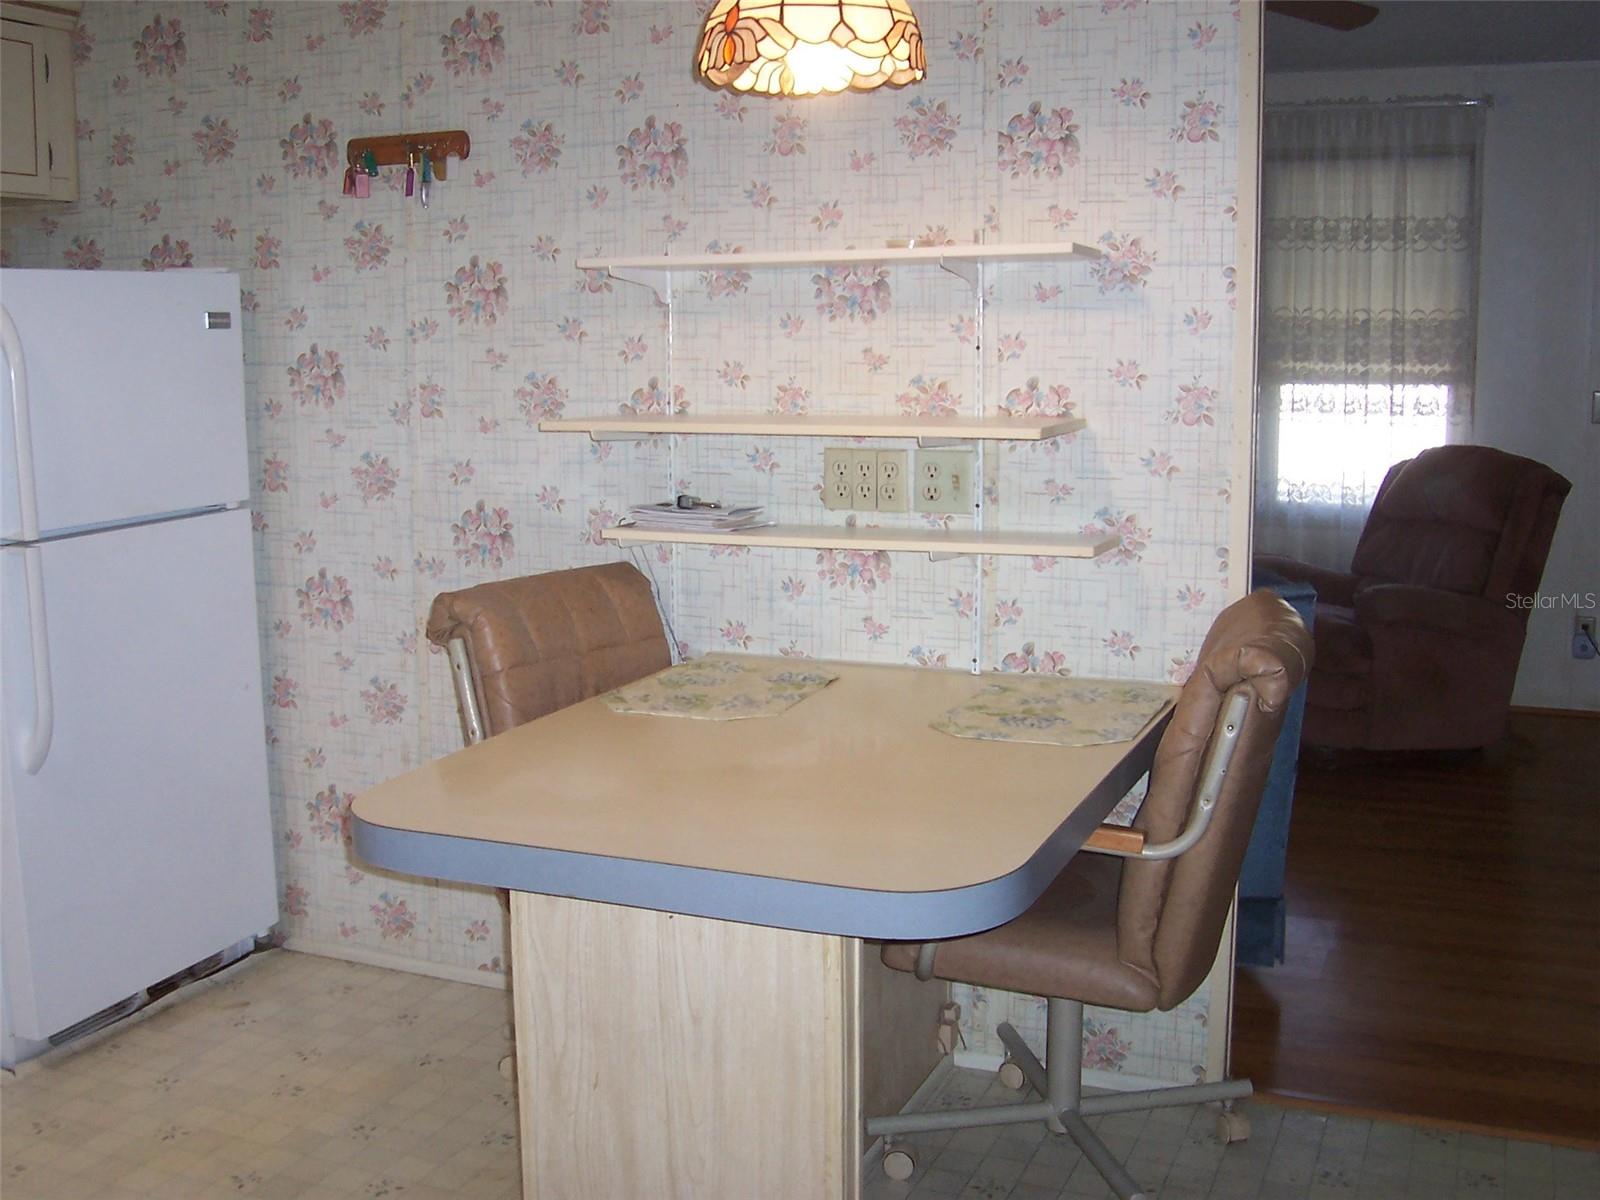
[350,708,1170,941]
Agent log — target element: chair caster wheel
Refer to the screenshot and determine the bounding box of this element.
[498,1053,516,1081]
[997,1059,1026,1091]
[1217,1107,1250,1143]
[882,1148,915,1181]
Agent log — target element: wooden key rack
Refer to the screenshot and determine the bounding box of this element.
[345,131,470,180]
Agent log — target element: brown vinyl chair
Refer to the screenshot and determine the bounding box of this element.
[424,561,672,1076]
[1257,445,1570,750]
[869,591,1313,1200]
[425,560,672,748]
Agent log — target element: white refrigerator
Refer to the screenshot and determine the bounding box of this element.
[1,269,277,1067]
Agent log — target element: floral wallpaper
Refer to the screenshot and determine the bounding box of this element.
[3,0,1240,1085]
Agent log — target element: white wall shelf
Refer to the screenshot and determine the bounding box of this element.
[559,240,1116,664]
[575,241,1101,302]
[603,523,1116,562]
[540,413,1086,444]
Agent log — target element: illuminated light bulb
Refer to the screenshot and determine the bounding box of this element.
[697,0,925,97]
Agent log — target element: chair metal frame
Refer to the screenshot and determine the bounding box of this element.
[442,634,516,1079]
[868,689,1256,1200]
[445,637,489,747]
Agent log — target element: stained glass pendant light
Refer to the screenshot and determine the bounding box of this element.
[697,1,926,97]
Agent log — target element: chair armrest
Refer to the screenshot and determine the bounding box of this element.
[1085,690,1251,861]
[1354,584,1521,637]
[1083,825,1147,855]
[1254,555,1358,607]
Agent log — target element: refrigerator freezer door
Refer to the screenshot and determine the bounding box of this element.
[1,269,249,542]
[1,507,276,1040]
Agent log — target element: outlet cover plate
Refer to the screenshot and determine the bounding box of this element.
[876,449,908,513]
[850,449,879,510]
[914,448,974,515]
[1576,614,1598,660]
[822,447,853,511]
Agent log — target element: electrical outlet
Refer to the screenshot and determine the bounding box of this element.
[913,448,974,515]
[822,447,853,511]
[851,449,879,511]
[1575,614,1598,661]
[822,445,911,512]
[876,450,908,513]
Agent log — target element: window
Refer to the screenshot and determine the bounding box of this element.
[1254,99,1484,567]
[1272,383,1450,506]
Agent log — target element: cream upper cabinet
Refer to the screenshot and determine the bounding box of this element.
[38,23,76,200]
[1,20,50,198]
[2,3,78,203]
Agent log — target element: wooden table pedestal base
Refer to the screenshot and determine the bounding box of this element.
[509,891,864,1200]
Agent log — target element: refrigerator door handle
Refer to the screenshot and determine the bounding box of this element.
[3,305,53,771]
[2,304,42,542]
[17,544,55,774]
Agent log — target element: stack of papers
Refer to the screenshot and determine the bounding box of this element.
[623,503,772,533]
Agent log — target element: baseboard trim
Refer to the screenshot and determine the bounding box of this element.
[282,937,510,990]
[1509,705,1599,719]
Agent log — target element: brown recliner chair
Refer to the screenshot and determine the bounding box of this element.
[425,562,671,1076]
[870,590,1313,1200]
[1257,445,1570,751]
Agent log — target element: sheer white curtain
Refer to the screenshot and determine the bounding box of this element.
[1255,101,1486,569]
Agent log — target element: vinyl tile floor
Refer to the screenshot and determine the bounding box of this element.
[862,1070,1599,1200]
[2,950,1594,1200]
[1,950,520,1199]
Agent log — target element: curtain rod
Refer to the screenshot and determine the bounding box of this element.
[1266,94,1494,111]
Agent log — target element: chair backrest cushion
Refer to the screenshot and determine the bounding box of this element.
[1116,590,1313,1009]
[1349,445,1571,600]
[425,562,671,736]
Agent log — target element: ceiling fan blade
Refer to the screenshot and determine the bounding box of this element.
[1265,1,1380,31]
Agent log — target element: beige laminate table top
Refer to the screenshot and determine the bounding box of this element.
[351,657,1175,938]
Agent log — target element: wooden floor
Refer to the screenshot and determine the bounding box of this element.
[1231,711,1600,1145]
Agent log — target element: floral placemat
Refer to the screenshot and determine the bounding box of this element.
[932,678,1172,747]
[599,654,840,721]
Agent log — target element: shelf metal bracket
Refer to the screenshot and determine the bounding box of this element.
[937,256,980,289]
[587,431,655,443]
[927,551,974,562]
[608,266,672,304]
[916,437,978,449]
